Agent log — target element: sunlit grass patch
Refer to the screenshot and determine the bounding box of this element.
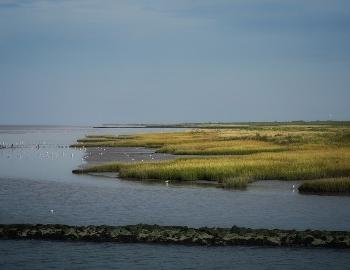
[74,148,350,188]
[156,140,288,155]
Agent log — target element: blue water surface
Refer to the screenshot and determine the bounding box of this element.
[1,126,349,269]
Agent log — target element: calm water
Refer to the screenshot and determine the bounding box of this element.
[1,240,350,270]
[1,125,350,269]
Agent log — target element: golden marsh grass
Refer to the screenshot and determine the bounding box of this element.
[72,124,350,191]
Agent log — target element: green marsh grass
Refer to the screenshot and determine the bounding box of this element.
[221,177,251,189]
[298,177,350,194]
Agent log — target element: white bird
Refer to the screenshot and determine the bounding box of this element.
[165,180,169,184]
[50,209,54,214]
[292,185,295,189]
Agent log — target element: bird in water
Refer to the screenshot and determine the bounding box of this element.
[50,209,54,214]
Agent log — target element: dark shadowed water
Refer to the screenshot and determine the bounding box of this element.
[1,240,350,270]
[0,126,350,269]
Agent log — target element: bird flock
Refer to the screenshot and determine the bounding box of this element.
[0,141,84,162]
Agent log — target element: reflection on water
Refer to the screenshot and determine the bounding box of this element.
[0,125,350,269]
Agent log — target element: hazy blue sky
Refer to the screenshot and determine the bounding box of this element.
[1,0,349,124]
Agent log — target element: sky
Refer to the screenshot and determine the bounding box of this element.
[0,0,349,125]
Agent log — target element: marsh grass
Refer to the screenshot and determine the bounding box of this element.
[75,149,350,185]
[156,140,288,155]
[72,124,350,189]
[221,177,251,189]
[298,178,350,194]
[72,163,122,174]
[72,125,350,151]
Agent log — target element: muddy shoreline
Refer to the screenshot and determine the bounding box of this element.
[81,147,189,165]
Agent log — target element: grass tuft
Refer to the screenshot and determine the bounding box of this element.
[72,163,122,174]
[221,177,251,189]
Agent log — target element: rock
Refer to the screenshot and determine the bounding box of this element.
[0,224,349,249]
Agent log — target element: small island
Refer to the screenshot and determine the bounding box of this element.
[72,122,350,193]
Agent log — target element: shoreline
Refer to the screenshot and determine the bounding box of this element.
[81,147,185,165]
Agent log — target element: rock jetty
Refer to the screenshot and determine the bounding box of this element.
[1,224,349,248]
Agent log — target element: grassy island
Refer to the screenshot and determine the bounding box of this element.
[72,122,350,191]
